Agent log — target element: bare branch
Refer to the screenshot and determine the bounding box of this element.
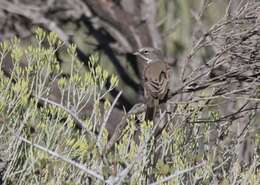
[15,134,106,183]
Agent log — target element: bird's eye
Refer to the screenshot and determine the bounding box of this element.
[143,50,149,54]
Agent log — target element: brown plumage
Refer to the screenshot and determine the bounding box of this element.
[134,47,171,121]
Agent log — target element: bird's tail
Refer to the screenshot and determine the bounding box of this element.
[145,99,158,122]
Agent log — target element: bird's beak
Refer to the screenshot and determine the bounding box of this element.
[133,51,140,56]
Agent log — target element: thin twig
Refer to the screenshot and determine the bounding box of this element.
[36,96,96,139]
[97,91,122,152]
[149,162,206,185]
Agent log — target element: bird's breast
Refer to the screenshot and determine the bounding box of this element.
[143,62,170,100]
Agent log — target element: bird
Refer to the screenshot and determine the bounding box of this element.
[134,47,171,122]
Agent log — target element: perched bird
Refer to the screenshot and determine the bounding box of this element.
[134,47,171,121]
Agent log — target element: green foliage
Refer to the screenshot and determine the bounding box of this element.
[0,28,118,184]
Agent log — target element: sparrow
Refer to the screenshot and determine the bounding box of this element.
[134,47,171,121]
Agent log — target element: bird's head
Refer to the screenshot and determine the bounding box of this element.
[134,47,163,64]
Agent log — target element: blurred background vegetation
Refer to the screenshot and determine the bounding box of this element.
[0,0,230,107]
[0,0,259,184]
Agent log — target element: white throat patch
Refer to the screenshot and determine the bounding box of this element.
[146,59,152,64]
[139,55,152,64]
